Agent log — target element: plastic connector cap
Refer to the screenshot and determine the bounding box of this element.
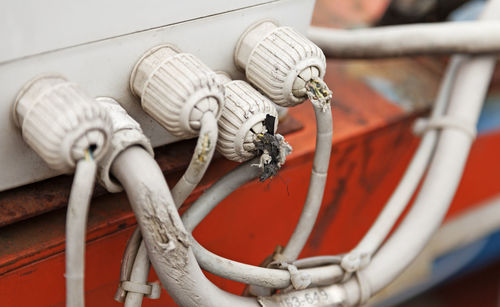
[13,75,112,173]
[216,74,279,162]
[234,20,326,107]
[95,97,154,193]
[130,45,225,139]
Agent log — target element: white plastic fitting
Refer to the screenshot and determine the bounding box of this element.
[130,45,225,138]
[234,20,327,107]
[216,74,279,162]
[95,97,154,193]
[13,75,112,173]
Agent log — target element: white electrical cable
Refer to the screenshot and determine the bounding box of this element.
[281,103,333,261]
[344,56,465,268]
[177,102,333,290]
[343,2,500,303]
[115,225,142,302]
[181,159,344,288]
[171,112,218,206]
[292,255,343,269]
[346,56,495,306]
[261,50,497,307]
[308,21,500,58]
[240,52,461,289]
[120,111,219,306]
[111,147,259,307]
[65,154,97,307]
[347,42,498,307]
[182,158,261,231]
[190,237,344,288]
[117,11,499,307]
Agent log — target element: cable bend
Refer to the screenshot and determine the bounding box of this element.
[180,103,337,291]
[112,146,258,307]
[119,111,220,306]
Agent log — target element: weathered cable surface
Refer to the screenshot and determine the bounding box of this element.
[117,113,292,305]
[118,111,219,305]
[252,115,292,182]
[112,147,259,307]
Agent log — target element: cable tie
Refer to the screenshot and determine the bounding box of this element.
[120,280,161,300]
[341,251,371,273]
[270,261,312,290]
[413,116,477,139]
[286,264,312,290]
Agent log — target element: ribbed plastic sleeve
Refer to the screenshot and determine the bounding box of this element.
[14,76,112,173]
[235,22,326,107]
[217,79,278,162]
[130,46,224,138]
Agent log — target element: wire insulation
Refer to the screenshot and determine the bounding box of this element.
[65,155,97,307]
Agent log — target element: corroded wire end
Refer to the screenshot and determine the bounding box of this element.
[306,77,333,112]
[253,133,292,182]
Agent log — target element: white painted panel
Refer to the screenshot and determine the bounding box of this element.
[0,0,315,191]
[0,0,276,63]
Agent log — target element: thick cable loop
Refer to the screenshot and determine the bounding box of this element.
[117,111,220,306]
[179,102,334,294]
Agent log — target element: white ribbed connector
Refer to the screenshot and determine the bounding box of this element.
[95,97,154,193]
[235,21,327,107]
[13,75,112,173]
[216,74,279,162]
[130,45,225,138]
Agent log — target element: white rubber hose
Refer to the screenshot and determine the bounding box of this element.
[111,147,259,307]
[65,158,97,307]
[345,1,500,302]
[308,21,500,58]
[350,56,464,261]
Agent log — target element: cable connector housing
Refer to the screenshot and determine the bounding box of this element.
[235,20,327,107]
[216,74,279,162]
[13,75,112,172]
[95,97,154,193]
[130,45,225,138]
